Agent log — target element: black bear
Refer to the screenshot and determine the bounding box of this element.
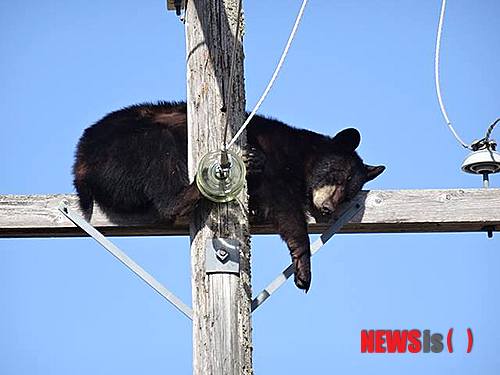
[73,101,384,291]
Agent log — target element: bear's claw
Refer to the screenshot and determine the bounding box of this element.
[293,254,312,292]
[294,274,311,293]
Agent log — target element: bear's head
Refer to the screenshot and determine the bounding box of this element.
[309,128,385,215]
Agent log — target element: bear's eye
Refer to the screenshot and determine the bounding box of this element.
[347,176,352,182]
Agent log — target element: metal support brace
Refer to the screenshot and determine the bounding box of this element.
[58,201,193,320]
[251,200,364,312]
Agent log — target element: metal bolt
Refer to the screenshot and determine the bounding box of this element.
[216,249,229,262]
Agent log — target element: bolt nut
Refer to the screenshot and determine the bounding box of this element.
[216,249,229,262]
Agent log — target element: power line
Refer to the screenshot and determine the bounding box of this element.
[434,0,472,150]
[226,0,309,150]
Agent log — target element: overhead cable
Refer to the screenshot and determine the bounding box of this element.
[226,0,309,150]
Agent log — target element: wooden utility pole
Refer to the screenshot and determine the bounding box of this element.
[185,1,253,375]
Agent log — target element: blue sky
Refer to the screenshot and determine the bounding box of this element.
[1,1,499,374]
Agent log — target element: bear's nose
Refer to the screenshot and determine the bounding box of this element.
[320,205,333,215]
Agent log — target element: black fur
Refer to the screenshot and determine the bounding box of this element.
[73,101,384,291]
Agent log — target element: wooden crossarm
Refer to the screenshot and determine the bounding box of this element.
[1,188,499,238]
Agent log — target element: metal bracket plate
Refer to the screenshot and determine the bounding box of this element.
[205,238,240,274]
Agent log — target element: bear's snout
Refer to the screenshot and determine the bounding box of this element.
[312,184,344,214]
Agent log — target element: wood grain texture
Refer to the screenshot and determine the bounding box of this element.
[185,1,253,374]
[1,188,500,238]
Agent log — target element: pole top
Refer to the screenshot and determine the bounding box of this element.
[166,0,185,16]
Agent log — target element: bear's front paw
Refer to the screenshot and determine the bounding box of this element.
[293,253,311,292]
[243,146,266,175]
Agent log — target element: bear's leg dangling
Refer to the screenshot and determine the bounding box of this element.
[274,208,312,292]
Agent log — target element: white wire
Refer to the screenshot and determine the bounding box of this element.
[226,0,309,149]
[434,0,471,149]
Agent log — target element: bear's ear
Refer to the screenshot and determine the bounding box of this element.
[365,164,385,182]
[332,128,361,152]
